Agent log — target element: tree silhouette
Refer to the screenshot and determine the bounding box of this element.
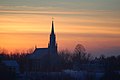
[73,44,90,63]
[72,44,91,70]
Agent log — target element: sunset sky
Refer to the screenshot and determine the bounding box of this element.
[0,0,120,56]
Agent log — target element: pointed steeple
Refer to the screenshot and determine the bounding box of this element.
[48,18,57,55]
[51,18,54,35]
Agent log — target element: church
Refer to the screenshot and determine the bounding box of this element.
[29,20,57,59]
[27,20,59,72]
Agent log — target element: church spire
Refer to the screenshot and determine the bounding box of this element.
[51,18,54,35]
[49,18,57,55]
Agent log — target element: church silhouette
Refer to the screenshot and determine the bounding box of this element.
[27,20,59,72]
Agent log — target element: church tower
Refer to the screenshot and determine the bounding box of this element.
[48,19,57,55]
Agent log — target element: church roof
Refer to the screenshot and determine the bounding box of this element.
[29,48,48,59]
[33,48,48,54]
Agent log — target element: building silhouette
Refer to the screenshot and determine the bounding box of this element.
[28,20,59,72]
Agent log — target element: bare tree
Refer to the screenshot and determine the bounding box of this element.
[74,44,86,54]
[73,44,88,63]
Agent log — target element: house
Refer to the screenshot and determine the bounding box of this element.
[2,60,19,73]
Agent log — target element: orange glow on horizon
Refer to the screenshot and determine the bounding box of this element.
[0,11,120,56]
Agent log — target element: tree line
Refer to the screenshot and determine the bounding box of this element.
[0,44,120,71]
[0,44,120,80]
